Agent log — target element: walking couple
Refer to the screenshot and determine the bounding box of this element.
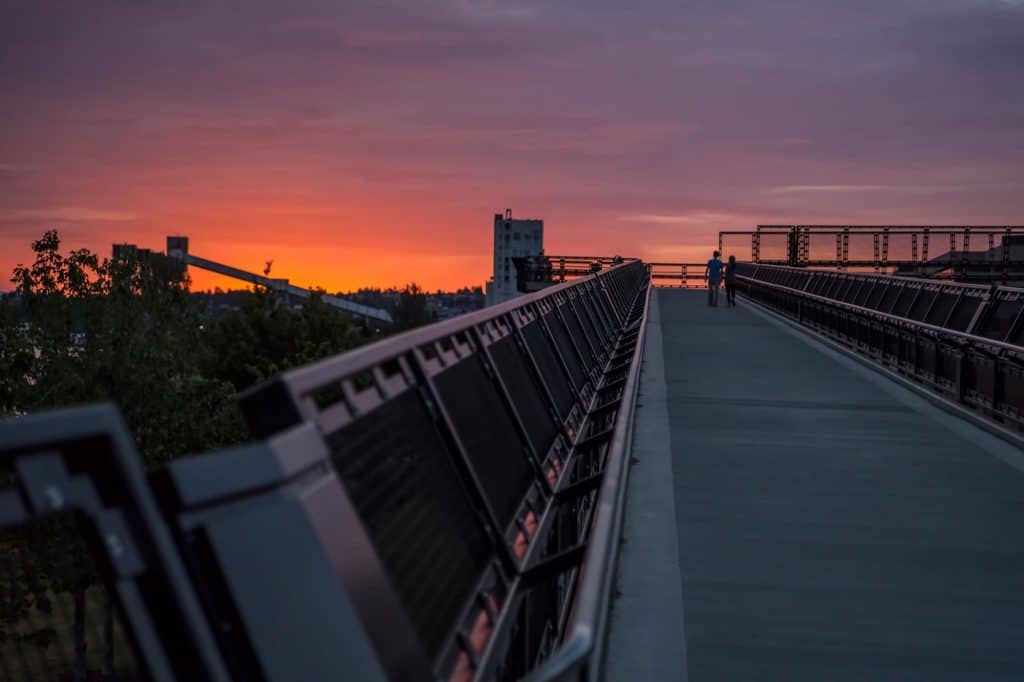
[704,251,737,307]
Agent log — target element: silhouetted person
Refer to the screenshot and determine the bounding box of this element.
[724,255,737,307]
[705,250,723,307]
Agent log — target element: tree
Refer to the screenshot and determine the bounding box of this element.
[390,283,436,331]
[9,231,246,464]
[201,286,371,392]
[3,231,246,678]
[0,294,32,418]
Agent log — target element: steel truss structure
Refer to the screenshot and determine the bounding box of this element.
[0,260,651,681]
[736,263,1024,433]
[719,225,1024,280]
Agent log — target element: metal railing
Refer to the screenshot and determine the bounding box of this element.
[0,407,231,682]
[515,258,708,291]
[736,263,1024,435]
[0,259,653,681]
[646,263,708,288]
[718,225,1024,279]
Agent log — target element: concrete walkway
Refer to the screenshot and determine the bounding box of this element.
[608,289,1024,681]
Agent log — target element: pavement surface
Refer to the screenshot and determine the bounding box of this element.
[607,289,1024,681]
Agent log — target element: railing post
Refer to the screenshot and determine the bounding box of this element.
[961,228,971,278]
[955,343,967,403]
[841,227,849,270]
[1003,227,1011,282]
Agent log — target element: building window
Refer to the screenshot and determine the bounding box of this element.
[505,222,511,230]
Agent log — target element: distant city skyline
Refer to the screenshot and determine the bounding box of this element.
[2,0,1022,291]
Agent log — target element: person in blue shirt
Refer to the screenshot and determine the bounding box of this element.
[705,250,724,306]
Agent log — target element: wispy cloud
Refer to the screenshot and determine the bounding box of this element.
[620,211,739,226]
[765,184,971,195]
[0,207,138,222]
[0,163,43,173]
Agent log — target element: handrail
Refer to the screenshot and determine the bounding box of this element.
[253,260,644,397]
[237,256,652,679]
[745,261,1024,293]
[529,280,654,682]
[736,273,1024,355]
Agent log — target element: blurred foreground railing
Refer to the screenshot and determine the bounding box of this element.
[0,260,652,681]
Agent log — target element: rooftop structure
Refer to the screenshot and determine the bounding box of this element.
[485,208,544,306]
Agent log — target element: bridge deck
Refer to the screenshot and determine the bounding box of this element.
[608,289,1024,681]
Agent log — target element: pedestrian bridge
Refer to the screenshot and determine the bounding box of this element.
[2,261,1023,681]
[608,289,1024,681]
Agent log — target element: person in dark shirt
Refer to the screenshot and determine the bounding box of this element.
[724,255,737,307]
[705,250,723,307]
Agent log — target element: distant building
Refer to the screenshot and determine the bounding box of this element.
[112,243,153,262]
[485,209,544,307]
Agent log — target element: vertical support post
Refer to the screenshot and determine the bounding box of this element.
[961,228,970,278]
[835,233,843,266]
[911,233,918,263]
[955,346,967,404]
[988,231,996,278]
[881,227,890,270]
[841,227,849,270]
[718,233,723,255]
[873,233,880,272]
[1003,227,1012,282]
[922,228,930,265]
[752,227,761,264]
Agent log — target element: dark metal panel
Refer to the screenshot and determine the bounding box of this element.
[877,283,903,313]
[925,292,959,326]
[521,321,576,420]
[489,336,562,464]
[543,308,588,392]
[561,296,599,370]
[946,296,981,332]
[908,289,938,321]
[865,282,889,310]
[979,298,1024,342]
[834,278,857,302]
[432,355,537,530]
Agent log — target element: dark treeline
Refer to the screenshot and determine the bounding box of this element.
[0,230,437,678]
[1,230,438,463]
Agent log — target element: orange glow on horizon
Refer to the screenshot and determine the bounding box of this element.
[0,197,734,293]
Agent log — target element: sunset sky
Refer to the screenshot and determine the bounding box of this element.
[2,0,1022,292]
